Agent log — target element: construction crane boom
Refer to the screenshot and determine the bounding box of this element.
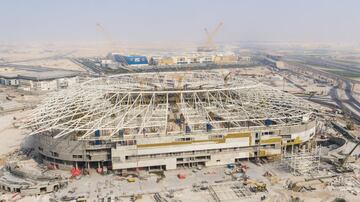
[341,141,360,166]
[96,23,118,53]
[205,22,223,46]
[198,22,223,52]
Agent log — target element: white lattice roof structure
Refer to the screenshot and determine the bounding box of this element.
[25,71,316,140]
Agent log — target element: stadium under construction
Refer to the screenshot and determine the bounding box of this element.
[25,71,317,172]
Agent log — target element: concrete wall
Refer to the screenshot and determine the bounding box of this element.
[37,121,316,171]
[111,137,251,170]
[290,125,316,142]
[206,151,249,166]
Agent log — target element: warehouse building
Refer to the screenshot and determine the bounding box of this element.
[0,67,79,91]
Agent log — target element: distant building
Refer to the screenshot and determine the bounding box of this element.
[17,77,79,91]
[151,53,239,66]
[0,67,79,91]
[0,67,20,86]
[100,59,113,68]
[238,56,252,62]
[213,55,238,64]
[0,77,20,86]
[108,53,149,66]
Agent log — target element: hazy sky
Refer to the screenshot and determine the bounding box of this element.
[1,0,360,44]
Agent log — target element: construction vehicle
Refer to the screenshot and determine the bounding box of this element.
[76,196,86,202]
[223,71,232,85]
[335,140,360,173]
[243,179,267,192]
[197,22,223,52]
[130,194,142,202]
[346,121,355,130]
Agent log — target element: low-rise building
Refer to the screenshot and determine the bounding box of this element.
[0,67,80,91]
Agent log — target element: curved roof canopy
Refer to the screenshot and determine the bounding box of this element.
[25,71,316,140]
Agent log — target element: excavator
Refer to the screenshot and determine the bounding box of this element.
[335,140,360,173]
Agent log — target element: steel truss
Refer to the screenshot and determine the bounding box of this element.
[24,71,317,140]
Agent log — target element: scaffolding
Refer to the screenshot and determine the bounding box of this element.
[282,146,321,176]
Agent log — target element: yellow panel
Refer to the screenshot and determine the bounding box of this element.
[283,136,302,146]
[225,132,251,138]
[137,138,226,148]
[137,141,189,148]
[259,149,266,157]
[260,137,282,144]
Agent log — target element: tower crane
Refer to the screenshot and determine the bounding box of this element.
[96,23,119,54]
[197,22,223,52]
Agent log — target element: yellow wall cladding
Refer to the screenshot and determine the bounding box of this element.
[137,138,225,148]
[225,132,251,138]
[259,149,267,157]
[249,150,281,158]
[260,137,282,144]
[284,136,302,146]
[137,141,189,148]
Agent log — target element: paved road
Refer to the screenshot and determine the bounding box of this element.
[283,57,360,124]
[344,81,360,109]
[296,94,339,109]
[287,55,360,76]
[329,85,360,124]
[0,63,80,73]
[0,51,75,65]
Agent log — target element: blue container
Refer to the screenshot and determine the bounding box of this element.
[265,119,273,126]
[206,123,213,131]
[227,164,235,169]
[95,130,100,137]
[95,130,101,145]
[112,54,148,65]
[125,56,148,65]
